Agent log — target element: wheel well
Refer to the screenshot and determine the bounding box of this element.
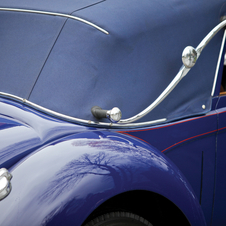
[82,190,190,226]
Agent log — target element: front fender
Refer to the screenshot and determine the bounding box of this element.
[0,131,205,226]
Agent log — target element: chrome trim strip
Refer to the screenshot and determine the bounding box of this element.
[0,92,166,128]
[211,29,226,96]
[0,7,109,35]
[118,19,226,124]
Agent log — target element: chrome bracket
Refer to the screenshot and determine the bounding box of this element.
[0,168,12,201]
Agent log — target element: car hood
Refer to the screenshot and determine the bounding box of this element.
[0,98,96,169]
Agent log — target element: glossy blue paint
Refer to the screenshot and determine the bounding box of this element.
[0,131,205,226]
[1,0,226,225]
[211,96,226,225]
[0,98,97,169]
[118,111,218,225]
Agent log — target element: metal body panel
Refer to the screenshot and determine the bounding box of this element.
[211,97,226,225]
[0,130,205,226]
[118,112,218,225]
[0,98,97,169]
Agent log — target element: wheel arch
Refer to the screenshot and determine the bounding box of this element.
[82,190,190,226]
[0,131,206,226]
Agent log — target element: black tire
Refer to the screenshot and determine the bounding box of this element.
[84,212,153,226]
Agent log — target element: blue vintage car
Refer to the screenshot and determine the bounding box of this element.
[1,0,226,225]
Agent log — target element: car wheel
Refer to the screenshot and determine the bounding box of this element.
[84,212,153,226]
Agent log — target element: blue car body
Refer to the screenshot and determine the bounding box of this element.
[0,0,226,225]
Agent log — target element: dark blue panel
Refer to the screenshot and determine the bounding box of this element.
[211,129,226,226]
[0,11,65,98]
[212,101,226,225]
[118,113,217,152]
[117,111,218,225]
[216,95,226,109]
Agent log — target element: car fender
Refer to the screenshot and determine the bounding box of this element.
[0,131,206,226]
